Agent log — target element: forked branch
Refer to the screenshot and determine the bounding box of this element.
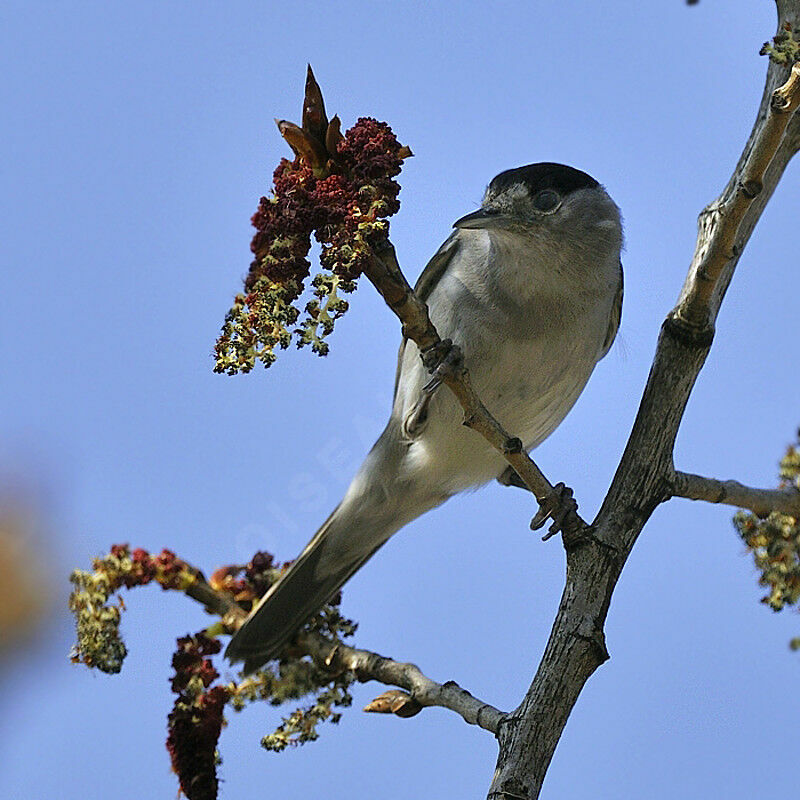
[487,6,800,797]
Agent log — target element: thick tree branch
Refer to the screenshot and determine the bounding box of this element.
[670,470,800,517]
[297,631,507,734]
[488,5,800,797]
[365,242,581,536]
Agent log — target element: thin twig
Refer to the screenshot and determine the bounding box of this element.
[184,574,248,627]
[176,570,505,731]
[297,631,507,734]
[671,470,800,517]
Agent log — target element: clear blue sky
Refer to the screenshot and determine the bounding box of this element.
[2,2,799,798]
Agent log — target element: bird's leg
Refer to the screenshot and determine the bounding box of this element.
[400,340,464,438]
[424,341,582,541]
[500,471,581,540]
[420,338,463,393]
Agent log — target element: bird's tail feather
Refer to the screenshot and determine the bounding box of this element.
[225,423,445,673]
[225,505,374,672]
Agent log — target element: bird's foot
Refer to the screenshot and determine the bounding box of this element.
[530,482,581,541]
[421,339,464,393]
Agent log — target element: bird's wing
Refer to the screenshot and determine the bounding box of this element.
[599,259,623,359]
[392,231,462,401]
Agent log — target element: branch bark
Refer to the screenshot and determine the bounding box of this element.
[185,575,248,625]
[183,570,507,732]
[487,5,800,797]
[297,631,507,733]
[676,61,800,329]
[671,470,800,517]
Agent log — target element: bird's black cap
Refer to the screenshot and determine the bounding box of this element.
[489,163,599,196]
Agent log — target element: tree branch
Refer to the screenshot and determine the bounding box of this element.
[488,5,800,797]
[365,242,582,536]
[184,574,248,626]
[181,570,507,733]
[297,631,507,734]
[676,62,800,331]
[670,470,800,517]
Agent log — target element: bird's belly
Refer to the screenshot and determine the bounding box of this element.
[407,322,603,495]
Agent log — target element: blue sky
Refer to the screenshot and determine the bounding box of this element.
[2,1,799,798]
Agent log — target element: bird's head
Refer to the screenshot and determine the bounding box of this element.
[454,162,622,252]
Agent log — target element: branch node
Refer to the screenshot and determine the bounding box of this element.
[561,521,596,552]
[363,689,422,718]
[663,313,715,347]
[489,778,531,800]
[741,178,763,198]
[770,62,800,112]
[575,621,610,665]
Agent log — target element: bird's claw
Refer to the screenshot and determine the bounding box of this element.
[531,482,579,541]
[421,339,464,393]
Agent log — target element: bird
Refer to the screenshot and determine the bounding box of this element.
[226,162,623,672]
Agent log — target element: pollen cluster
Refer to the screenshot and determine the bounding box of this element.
[214,69,411,373]
[734,440,800,645]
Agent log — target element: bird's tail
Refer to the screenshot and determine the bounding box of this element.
[224,505,376,672]
[225,428,437,673]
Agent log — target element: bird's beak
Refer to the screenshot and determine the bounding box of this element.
[453,209,507,230]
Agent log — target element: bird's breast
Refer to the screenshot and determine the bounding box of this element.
[398,229,618,494]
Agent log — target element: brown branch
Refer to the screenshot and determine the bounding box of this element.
[487,5,800,797]
[365,242,580,536]
[671,470,800,517]
[676,63,800,331]
[296,631,507,734]
[180,571,506,732]
[184,574,248,627]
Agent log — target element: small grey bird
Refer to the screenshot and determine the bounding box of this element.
[226,163,623,671]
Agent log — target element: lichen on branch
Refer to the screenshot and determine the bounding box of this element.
[214,66,412,374]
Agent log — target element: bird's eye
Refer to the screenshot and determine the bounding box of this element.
[532,189,560,212]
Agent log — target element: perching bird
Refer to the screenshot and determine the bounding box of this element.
[226,162,623,672]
